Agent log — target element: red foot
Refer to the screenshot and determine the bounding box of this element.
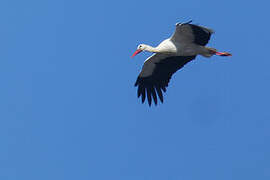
[215,52,232,56]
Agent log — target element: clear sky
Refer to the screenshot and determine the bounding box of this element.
[1,0,270,179]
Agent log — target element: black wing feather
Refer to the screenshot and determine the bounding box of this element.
[135,55,196,106]
[189,24,213,46]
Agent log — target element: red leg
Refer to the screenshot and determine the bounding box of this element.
[215,52,232,56]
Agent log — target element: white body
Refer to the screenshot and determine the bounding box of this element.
[159,38,210,56]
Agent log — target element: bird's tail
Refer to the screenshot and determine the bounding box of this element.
[205,47,232,57]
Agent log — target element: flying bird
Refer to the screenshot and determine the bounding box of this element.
[132,20,231,106]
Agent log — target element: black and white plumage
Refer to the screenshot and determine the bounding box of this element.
[132,21,231,106]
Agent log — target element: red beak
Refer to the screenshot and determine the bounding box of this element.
[131,49,142,58]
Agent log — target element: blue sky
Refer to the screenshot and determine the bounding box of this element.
[1,0,270,179]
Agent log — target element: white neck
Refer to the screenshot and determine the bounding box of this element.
[143,40,176,54]
[144,45,161,53]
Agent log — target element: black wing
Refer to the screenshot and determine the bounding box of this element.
[135,55,196,106]
[171,23,214,46]
[189,24,213,46]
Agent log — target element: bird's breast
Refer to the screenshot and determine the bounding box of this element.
[157,39,178,54]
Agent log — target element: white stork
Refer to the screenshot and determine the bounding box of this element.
[132,20,231,106]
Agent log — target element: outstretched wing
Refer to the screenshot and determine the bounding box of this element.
[171,23,214,46]
[135,54,196,106]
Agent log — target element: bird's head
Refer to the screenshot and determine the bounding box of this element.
[131,44,147,57]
